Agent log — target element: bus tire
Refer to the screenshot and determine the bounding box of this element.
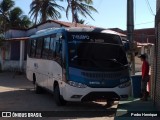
[54,85,67,106]
[35,83,43,94]
[106,100,114,107]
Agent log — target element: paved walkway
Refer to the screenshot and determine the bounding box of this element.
[0,72,116,120]
[0,72,159,120]
[115,97,159,120]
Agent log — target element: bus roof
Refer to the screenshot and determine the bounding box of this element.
[30,27,123,38]
[66,27,117,33]
[66,27,126,36]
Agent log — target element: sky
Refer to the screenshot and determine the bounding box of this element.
[14,0,156,30]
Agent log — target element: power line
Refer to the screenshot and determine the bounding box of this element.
[145,0,155,16]
[135,21,154,26]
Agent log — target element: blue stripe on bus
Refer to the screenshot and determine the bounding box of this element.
[68,67,130,88]
[69,74,130,88]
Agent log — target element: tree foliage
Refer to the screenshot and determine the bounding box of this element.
[66,0,98,23]
[29,0,64,24]
[0,0,31,33]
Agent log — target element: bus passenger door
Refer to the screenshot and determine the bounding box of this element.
[47,35,63,91]
[49,37,64,91]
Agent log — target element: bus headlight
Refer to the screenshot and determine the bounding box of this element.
[119,81,131,88]
[68,81,87,88]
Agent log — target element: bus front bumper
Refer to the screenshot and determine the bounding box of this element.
[60,83,131,102]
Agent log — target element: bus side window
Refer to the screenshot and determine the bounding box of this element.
[36,37,43,58]
[48,34,56,59]
[62,40,66,68]
[55,40,62,58]
[42,37,50,59]
[31,39,37,57]
[55,41,59,57]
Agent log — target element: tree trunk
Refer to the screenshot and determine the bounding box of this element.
[71,6,74,23]
[42,13,46,23]
[35,13,38,25]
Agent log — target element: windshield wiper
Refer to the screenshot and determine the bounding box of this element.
[71,57,100,67]
[71,55,78,61]
[105,59,128,67]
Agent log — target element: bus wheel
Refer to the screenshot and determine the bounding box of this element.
[54,85,67,106]
[35,83,43,94]
[106,100,114,107]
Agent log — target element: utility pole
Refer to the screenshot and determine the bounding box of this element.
[127,0,135,75]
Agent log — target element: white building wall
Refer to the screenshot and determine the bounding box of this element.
[5,30,26,39]
[0,44,11,71]
[2,21,67,72]
[37,22,61,31]
[27,22,62,37]
[2,60,26,72]
[27,28,37,37]
[6,22,67,39]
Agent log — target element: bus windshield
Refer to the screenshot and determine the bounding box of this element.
[68,32,128,71]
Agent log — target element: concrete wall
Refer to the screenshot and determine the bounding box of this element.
[5,30,27,39]
[26,22,63,37]
[3,30,26,72]
[155,22,160,110]
[2,60,26,72]
[2,21,67,72]
[27,28,37,37]
[154,0,160,110]
[0,49,2,70]
[5,22,65,39]
[150,45,155,99]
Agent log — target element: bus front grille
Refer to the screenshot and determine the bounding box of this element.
[81,71,127,80]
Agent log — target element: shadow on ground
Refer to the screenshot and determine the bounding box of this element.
[0,72,117,119]
[115,98,159,120]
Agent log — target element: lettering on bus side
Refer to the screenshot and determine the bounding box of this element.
[72,35,90,40]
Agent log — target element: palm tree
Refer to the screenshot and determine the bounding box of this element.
[29,0,64,24]
[0,0,14,33]
[0,0,14,16]
[29,0,41,25]
[77,19,85,24]
[20,16,32,29]
[66,0,98,23]
[8,7,31,29]
[0,0,31,32]
[40,0,64,22]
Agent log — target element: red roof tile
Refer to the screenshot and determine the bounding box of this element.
[53,20,94,28]
[28,20,95,30]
